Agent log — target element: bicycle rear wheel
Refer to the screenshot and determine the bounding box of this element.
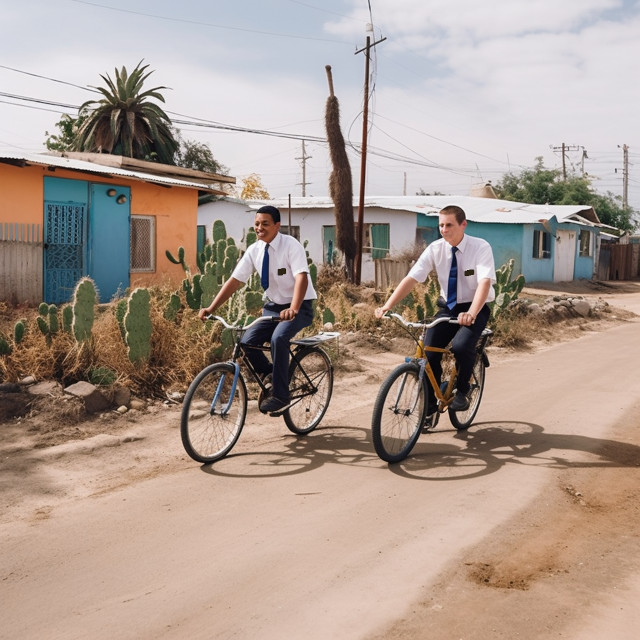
[181,363,248,463]
[449,354,485,430]
[284,347,333,435]
[371,362,427,463]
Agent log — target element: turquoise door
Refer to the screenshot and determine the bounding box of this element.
[43,177,130,303]
[88,184,130,301]
[43,177,88,304]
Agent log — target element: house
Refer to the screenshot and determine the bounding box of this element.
[0,150,234,305]
[198,194,611,285]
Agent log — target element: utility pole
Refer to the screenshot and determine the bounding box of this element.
[354,26,386,285]
[296,140,311,197]
[551,143,581,179]
[618,144,629,210]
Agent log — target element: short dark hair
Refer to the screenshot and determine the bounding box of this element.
[439,205,466,224]
[256,205,281,224]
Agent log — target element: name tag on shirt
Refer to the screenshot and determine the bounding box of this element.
[278,268,287,276]
[464,269,475,276]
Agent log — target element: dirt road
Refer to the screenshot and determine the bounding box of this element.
[2,285,640,639]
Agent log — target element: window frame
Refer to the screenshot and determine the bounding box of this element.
[533,229,551,260]
[130,214,156,273]
[578,230,592,257]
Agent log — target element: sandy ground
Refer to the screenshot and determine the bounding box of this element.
[1,279,640,639]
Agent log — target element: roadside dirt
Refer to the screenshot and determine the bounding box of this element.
[2,279,640,639]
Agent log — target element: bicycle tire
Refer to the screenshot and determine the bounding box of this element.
[449,354,485,430]
[283,346,333,435]
[371,362,428,463]
[180,362,248,463]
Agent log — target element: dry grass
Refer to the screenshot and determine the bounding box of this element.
[0,277,626,397]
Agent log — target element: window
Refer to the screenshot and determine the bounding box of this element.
[323,225,337,263]
[533,229,551,259]
[281,225,300,241]
[579,230,592,257]
[355,223,390,257]
[130,215,155,272]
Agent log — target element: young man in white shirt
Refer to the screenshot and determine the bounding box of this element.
[375,205,496,414]
[199,205,316,414]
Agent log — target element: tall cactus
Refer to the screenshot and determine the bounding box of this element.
[72,278,97,343]
[124,288,153,363]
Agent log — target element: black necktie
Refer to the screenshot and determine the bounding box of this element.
[446,246,458,309]
[261,243,270,290]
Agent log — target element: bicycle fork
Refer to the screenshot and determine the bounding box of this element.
[210,363,242,417]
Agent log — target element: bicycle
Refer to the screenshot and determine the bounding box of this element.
[181,315,340,464]
[371,313,492,463]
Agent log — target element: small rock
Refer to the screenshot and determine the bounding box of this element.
[116,405,129,414]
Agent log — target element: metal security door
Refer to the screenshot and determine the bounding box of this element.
[43,201,86,303]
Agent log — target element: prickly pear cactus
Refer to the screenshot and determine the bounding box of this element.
[164,292,182,322]
[36,303,59,341]
[124,288,153,363]
[491,259,526,319]
[72,277,97,343]
[166,246,189,273]
[62,306,73,333]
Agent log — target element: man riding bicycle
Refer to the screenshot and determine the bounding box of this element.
[375,205,496,417]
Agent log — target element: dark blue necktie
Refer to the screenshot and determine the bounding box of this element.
[261,243,270,290]
[446,246,458,309]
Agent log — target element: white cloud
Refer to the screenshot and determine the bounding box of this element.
[1,0,638,212]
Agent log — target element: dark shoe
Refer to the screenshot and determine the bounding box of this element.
[257,373,273,408]
[422,411,439,433]
[259,395,290,415]
[450,391,470,412]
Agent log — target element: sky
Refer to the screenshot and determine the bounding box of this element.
[1,0,640,215]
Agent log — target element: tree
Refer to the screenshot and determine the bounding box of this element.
[44,113,88,152]
[174,135,228,174]
[73,61,179,164]
[238,173,270,200]
[495,157,637,232]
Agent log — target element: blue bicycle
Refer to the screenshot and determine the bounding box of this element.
[181,315,340,463]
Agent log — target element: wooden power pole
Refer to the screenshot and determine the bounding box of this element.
[354,29,386,285]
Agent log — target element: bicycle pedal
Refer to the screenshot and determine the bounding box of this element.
[422,413,439,433]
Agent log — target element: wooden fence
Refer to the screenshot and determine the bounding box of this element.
[374,258,413,290]
[0,223,43,305]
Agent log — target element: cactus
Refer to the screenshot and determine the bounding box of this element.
[14,319,26,344]
[212,219,227,244]
[124,288,153,363]
[115,298,128,338]
[322,307,336,324]
[0,333,11,356]
[62,305,73,333]
[164,292,182,322]
[72,277,97,343]
[166,246,189,272]
[36,303,59,342]
[491,260,526,319]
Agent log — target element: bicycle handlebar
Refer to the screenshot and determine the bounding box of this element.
[383,312,459,329]
[205,315,280,331]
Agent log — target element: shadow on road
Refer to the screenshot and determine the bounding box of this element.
[199,419,640,482]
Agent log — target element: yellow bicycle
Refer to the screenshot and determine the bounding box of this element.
[371,313,492,463]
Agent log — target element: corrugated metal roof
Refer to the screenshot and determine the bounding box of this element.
[257,194,601,227]
[0,150,226,193]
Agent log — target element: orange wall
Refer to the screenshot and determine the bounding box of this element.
[0,163,198,289]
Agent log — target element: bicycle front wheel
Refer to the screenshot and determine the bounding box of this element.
[449,355,485,430]
[284,347,333,435]
[371,362,427,463]
[181,363,248,463]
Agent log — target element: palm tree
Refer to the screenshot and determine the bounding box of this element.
[73,61,179,165]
